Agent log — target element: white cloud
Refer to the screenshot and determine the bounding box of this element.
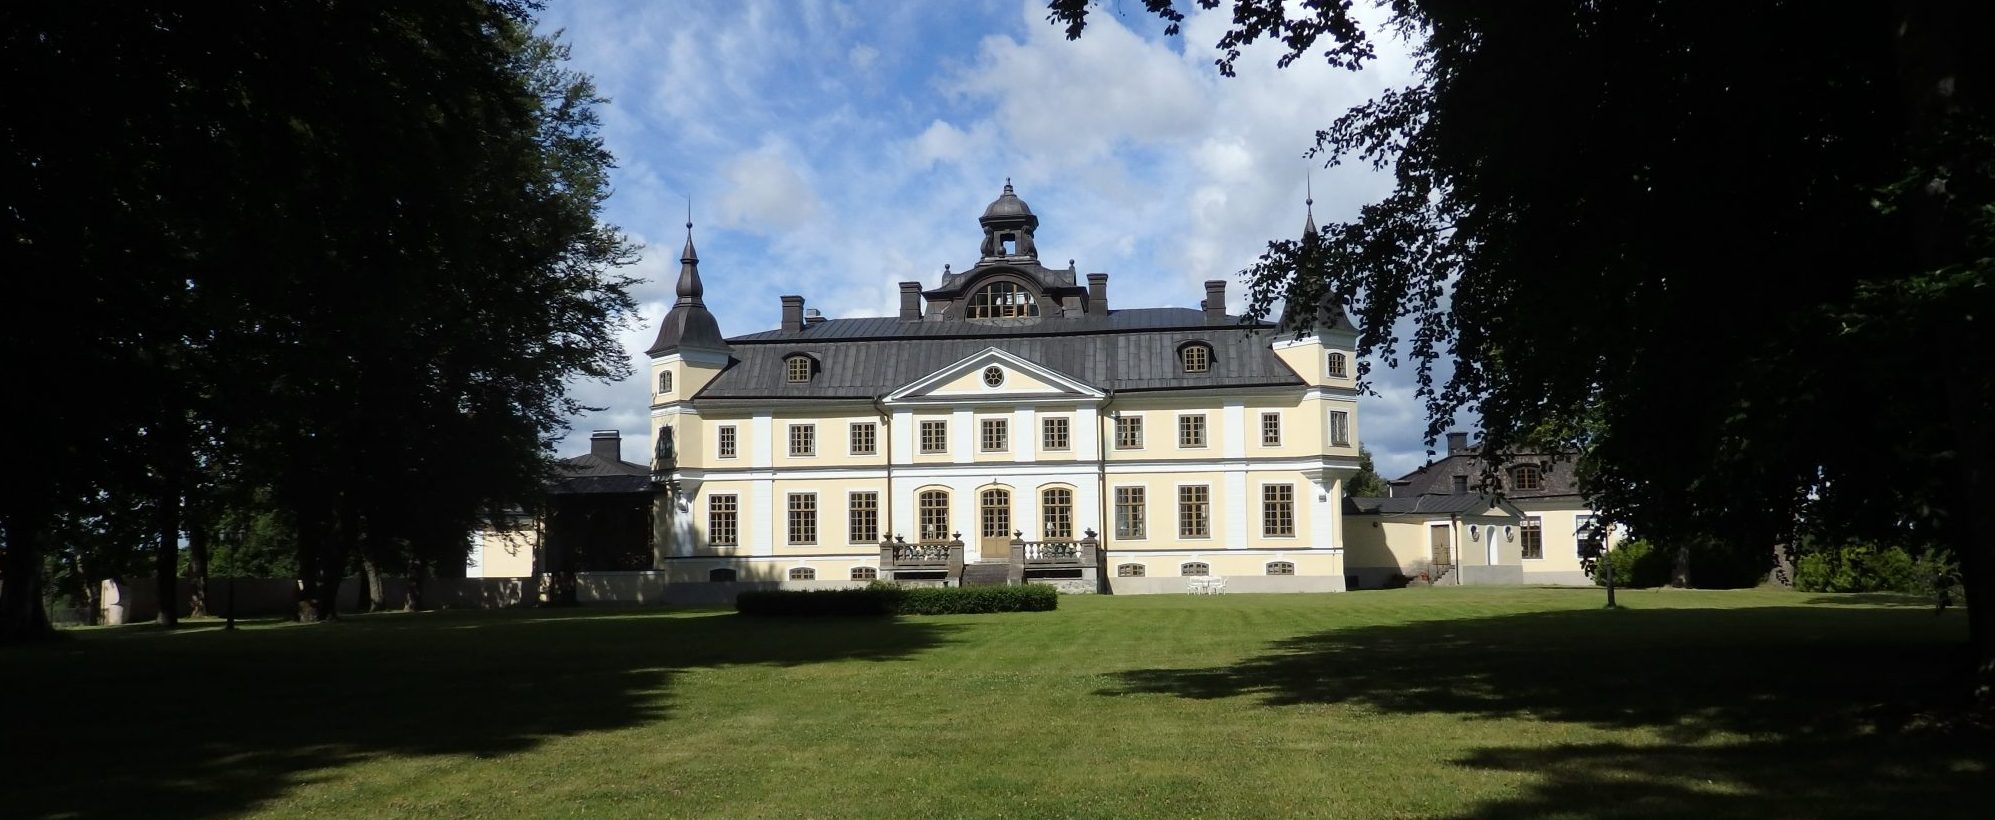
[716,141,821,234]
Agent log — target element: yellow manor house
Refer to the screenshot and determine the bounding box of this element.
[644,183,1362,594]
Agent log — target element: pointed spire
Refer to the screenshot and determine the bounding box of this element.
[1303,171,1318,238]
[675,210,704,306]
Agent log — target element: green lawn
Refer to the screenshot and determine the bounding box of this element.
[2,588,1985,819]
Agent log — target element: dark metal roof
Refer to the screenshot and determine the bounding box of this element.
[647,232,731,357]
[1390,450,1585,500]
[1344,494,1524,516]
[695,314,1305,399]
[550,453,651,495]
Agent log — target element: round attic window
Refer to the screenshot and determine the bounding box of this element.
[983,366,1004,387]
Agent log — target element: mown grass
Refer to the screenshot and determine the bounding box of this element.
[1,587,1984,819]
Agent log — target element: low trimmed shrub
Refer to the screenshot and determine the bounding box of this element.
[735,582,1059,617]
[1794,543,1935,594]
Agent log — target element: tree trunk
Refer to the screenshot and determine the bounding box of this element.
[186,513,211,618]
[1671,544,1692,589]
[404,558,425,612]
[360,553,384,613]
[294,505,330,622]
[0,510,53,642]
[155,478,181,627]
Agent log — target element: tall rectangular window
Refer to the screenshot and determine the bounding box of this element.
[1521,517,1544,559]
[1261,412,1281,447]
[1329,410,1350,446]
[1262,484,1295,537]
[708,494,738,546]
[849,492,879,544]
[849,422,877,456]
[1042,417,1070,451]
[981,418,1008,452]
[1178,485,1210,539]
[787,493,817,545]
[717,425,737,459]
[1115,416,1144,449]
[1178,414,1207,448]
[1042,488,1073,539]
[788,424,815,457]
[918,490,950,540]
[1114,487,1146,539]
[920,420,948,454]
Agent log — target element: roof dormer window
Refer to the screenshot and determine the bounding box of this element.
[1180,342,1212,374]
[785,354,814,383]
[968,281,1037,319]
[1510,464,1543,491]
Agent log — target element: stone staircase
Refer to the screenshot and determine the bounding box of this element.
[1432,565,1458,586]
[960,562,1014,587]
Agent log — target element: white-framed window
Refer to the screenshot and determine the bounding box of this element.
[1042,487,1074,539]
[849,491,879,544]
[1262,484,1295,537]
[850,422,877,456]
[788,567,816,581]
[981,418,1008,452]
[1115,415,1144,449]
[1178,485,1210,539]
[658,370,673,394]
[787,493,817,545]
[1261,412,1281,446]
[918,490,951,541]
[708,494,738,546]
[920,420,948,454]
[1042,417,1070,451]
[1266,561,1295,576]
[1115,486,1146,539]
[1521,517,1544,559]
[1116,563,1146,578]
[788,424,815,457]
[1180,561,1210,577]
[1330,410,1350,446]
[717,425,737,459]
[1327,351,1348,378]
[786,354,813,383]
[1180,343,1212,373]
[1178,414,1207,448]
[851,566,878,581]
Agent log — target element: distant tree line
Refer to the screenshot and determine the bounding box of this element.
[1,1,639,636]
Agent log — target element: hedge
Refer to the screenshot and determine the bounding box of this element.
[735,583,1058,617]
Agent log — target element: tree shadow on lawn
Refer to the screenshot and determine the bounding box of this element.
[0,609,954,819]
[1099,606,1988,818]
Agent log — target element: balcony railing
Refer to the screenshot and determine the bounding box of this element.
[880,536,964,574]
[1011,530,1099,567]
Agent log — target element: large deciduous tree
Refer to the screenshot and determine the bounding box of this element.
[1045,0,1995,698]
[1,1,637,637]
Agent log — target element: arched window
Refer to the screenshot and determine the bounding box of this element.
[918,490,951,541]
[1327,352,1348,378]
[1042,487,1074,539]
[708,567,737,583]
[1510,464,1543,491]
[967,281,1038,319]
[1266,561,1295,576]
[1117,563,1146,577]
[851,566,878,581]
[1180,562,1211,576]
[658,370,673,394]
[1179,342,1212,373]
[785,354,813,383]
[788,567,816,581]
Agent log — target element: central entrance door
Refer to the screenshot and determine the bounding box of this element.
[980,488,1012,562]
[1430,524,1453,567]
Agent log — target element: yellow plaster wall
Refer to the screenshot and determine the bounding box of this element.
[772,409,888,469]
[927,365,1062,396]
[474,527,536,577]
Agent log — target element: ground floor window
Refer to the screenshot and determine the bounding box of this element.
[851,566,877,581]
[1115,487,1146,539]
[1266,561,1295,575]
[709,568,736,582]
[1117,563,1146,577]
[849,492,879,544]
[789,567,816,581]
[1181,561,1210,576]
[1521,517,1543,559]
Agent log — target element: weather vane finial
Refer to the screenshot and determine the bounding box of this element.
[686,196,693,232]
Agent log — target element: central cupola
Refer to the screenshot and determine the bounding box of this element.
[978,178,1040,261]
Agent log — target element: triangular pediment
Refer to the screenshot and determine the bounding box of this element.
[885,347,1104,403]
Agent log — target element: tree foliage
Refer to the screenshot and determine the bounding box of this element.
[1045,0,1995,696]
[1,1,638,635]
[1349,445,1391,498]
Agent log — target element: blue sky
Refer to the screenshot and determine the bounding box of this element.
[536,0,1457,477]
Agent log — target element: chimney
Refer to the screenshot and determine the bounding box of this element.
[590,430,622,461]
[1087,273,1109,315]
[899,282,922,321]
[1446,431,1469,454]
[804,308,826,325]
[781,295,804,333]
[1203,280,1227,318]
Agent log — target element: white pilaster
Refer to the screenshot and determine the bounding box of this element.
[891,408,914,466]
[1311,474,1336,551]
[952,406,973,464]
[1224,470,1249,549]
[1013,405,1036,463]
[750,411,773,469]
[1221,399,1246,459]
[1075,405,1100,457]
[750,478,774,556]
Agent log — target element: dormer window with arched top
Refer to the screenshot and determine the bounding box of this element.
[785,354,814,383]
[1510,464,1543,491]
[658,371,673,394]
[968,281,1037,319]
[1180,342,1212,374]
[1327,352,1348,378]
